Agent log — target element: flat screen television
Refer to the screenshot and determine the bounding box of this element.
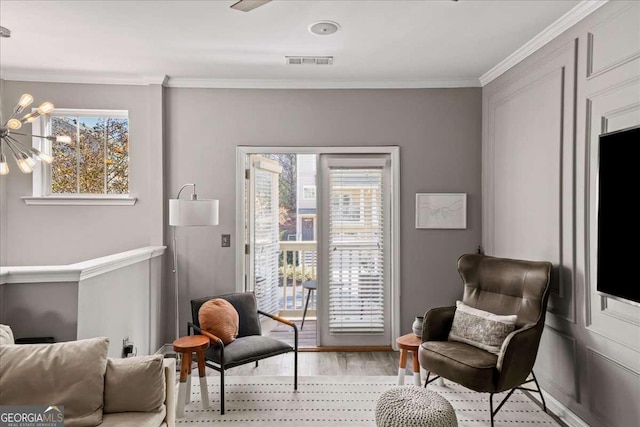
[597,125,640,306]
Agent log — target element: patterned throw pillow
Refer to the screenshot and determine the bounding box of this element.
[198,299,240,345]
[448,301,517,355]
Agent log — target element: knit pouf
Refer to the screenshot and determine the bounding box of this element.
[375,386,458,427]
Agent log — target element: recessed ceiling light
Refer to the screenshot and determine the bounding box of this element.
[308,21,340,36]
[0,26,11,38]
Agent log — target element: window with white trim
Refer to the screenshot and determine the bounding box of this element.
[302,185,316,200]
[33,109,129,196]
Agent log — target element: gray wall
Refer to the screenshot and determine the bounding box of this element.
[165,88,482,340]
[0,81,163,265]
[0,281,78,342]
[482,2,640,426]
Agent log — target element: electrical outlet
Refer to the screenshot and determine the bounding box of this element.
[122,337,135,358]
[222,234,231,247]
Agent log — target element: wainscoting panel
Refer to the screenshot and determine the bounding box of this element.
[585,78,640,351]
[587,2,640,78]
[535,327,579,401]
[586,347,640,427]
[486,41,576,324]
[483,3,640,425]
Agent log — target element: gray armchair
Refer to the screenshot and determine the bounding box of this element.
[188,292,297,415]
[418,254,552,427]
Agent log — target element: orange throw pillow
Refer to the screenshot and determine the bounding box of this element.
[198,299,239,345]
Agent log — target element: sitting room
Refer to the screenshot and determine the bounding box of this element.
[1,1,639,426]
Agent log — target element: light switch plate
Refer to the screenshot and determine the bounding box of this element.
[222,234,231,247]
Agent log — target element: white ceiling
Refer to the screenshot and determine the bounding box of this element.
[0,0,582,87]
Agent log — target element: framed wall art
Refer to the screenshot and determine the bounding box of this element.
[415,193,467,229]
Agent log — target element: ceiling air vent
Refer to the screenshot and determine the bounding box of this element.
[286,56,333,65]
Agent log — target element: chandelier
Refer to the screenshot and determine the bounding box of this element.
[0,94,71,175]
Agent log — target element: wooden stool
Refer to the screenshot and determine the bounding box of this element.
[173,335,210,417]
[396,333,423,386]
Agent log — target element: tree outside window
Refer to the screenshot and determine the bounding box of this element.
[50,115,129,194]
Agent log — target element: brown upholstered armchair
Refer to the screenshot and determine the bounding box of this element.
[418,254,552,427]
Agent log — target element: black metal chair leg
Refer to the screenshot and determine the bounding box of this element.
[255,361,259,367]
[531,371,547,412]
[220,367,225,415]
[424,372,430,388]
[301,289,312,330]
[489,393,495,427]
[294,324,299,390]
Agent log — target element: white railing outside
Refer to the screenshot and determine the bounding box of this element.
[278,241,317,317]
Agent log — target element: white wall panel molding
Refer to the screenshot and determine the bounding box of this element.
[584,77,640,350]
[586,347,640,426]
[536,326,580,402]
[484,41,577,324]
[587,2,640,79]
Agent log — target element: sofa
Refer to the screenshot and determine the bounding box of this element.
[0,327,175,427]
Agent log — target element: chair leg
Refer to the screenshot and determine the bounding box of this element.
[424,371,430,388]
[255,361,259,368]
[220,367,225,415]
[301,289,312,330]
[531,371,547,412]
[489,393,495,427]
[294,325,299,390]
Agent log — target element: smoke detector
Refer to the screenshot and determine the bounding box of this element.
[0,26,11,38]
[308,21,340,36]
[286,56,333,65]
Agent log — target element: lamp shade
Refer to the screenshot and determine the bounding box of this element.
[169,199,219,226]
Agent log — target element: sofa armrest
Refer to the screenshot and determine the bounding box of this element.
[163,358,176,427]
[421,306,456,342]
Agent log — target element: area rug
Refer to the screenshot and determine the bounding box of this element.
[177,376,558,426]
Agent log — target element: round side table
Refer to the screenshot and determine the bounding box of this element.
[396,333,423,386]
[173,335,210,417]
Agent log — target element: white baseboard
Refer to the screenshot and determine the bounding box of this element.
[528,389,590,427]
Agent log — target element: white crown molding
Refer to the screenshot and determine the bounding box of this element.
[0,70,167,86]
[1,69,481,88]
[479,0,609,86]
[165,77,481,89]
[0,246,165,285]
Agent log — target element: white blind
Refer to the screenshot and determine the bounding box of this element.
[328,167,384,333]
[253,169,279,315]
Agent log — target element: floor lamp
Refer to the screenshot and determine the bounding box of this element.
[169,183,219,340]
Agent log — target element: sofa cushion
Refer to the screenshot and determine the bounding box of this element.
[199,298,239,345]
[0,337,109,427]
[448,300,517,355]
[99,407,166,427]
[0,324,14,345]
[104,355,166,413]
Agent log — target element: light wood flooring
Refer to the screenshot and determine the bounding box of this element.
[208,350,404,377]
[268,319,317,348]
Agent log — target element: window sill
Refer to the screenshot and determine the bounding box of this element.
[22,196,137,206]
